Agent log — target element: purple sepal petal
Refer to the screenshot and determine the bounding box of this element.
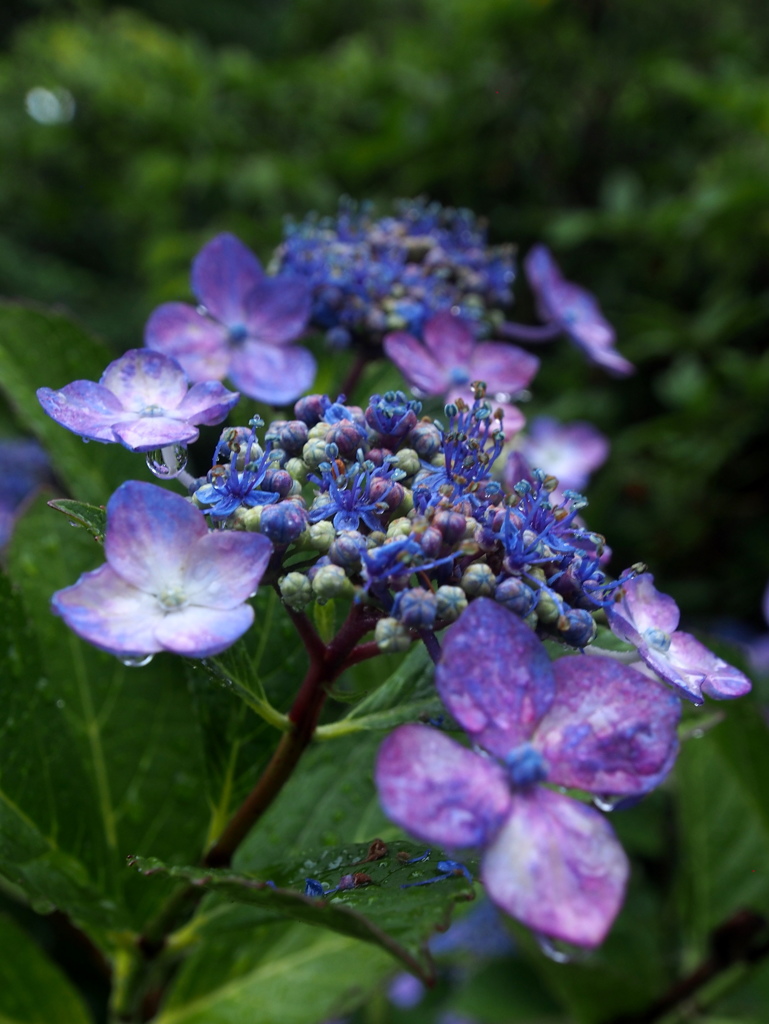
[100,349,188,411]
[481,788,628,948]
[182,530,272,608]
[636,644,706,706]
[667,632,752,701]
[191,232,264,326]
[52,564,163,657]
[375,724,512,849]
[175,381,241,425]
[423,311,474,367]
[112,418,198,452]
[154,603,255,658]
[435,599,555,759]
[243,275,312,345]
[522,417,609,493]
[105,481,207,594]
[607,573,680,643]
[533,655,681,795]
[144,302,231,382]
[228,342,317,405]
[37,381,126,443]
[469,342,540,395]
[383,331,447,395]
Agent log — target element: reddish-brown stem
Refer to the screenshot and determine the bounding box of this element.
[204,603,378,868]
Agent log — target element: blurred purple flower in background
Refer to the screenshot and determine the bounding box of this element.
[607,572,752,704]
[53,481,272,659]
[0,439,51,548]
[376,599,681,947]
[522,245,634,376]
[37,349,239,451]
[145,233,315,404]
[504,415,609,502]
[384,310,538,434]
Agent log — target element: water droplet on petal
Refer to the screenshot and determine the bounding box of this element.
[592,794,624,813]
[146,444,188,479]
[120,655,154,668]
[82,437,90,444]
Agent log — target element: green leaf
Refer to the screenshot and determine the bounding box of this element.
[2,501,210,937]
[0,302,140,503]
[131,838,477,981]
[0,912,93,1023]
[47,499,106,543]
[155,922,393,1024]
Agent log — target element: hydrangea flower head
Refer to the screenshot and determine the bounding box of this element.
[384,311,538,433]
[376,599,681,947]
[53,481,272,658]
[275,198,516,344]
[37,349,239,451]
[524,246,633,377]
[606,573,752,704]
[145,233,315,404]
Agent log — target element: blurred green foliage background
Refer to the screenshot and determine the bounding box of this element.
[2,0,768,626]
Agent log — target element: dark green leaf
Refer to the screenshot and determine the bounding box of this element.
[47,499,106,543]
[0,912,93,1023]
[131,838,477,982]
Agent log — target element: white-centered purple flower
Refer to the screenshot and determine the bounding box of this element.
[52,481,272,659]
[504,416,609,509]
[144,232,315,405]
[37,349,239,452]
[376,599,681,947]
[524,245,634,377]
[606,573,752,705]
[384,311,539,434]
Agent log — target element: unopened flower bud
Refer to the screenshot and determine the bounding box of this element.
[419,526,443,559]
[259,502,308,545]
[327,421,368,459]
[302,438,330,472]
[239,506,262,531]
[406,421,442,459]
[262,469,294,498]
[387,517,412,539]
[495,577,536,617]
[392,447,421,478]
[436,585,467,623]
[375,617,412,653]
[307,520,336,552]
[433,510,466,545]
[279,572,313,611]
[461,563,496,598]
[265,419,309,455]
[312,564,354,602]
[398,588,438,629]
[558,608,597,648]
[294,394,327,426]
[535,587,564,625]
[329,531,367,571]
[285,457,308,484]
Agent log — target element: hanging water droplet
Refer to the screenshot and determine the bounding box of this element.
[146,444,188,480]
[592,794,624,813]
[120,655,154,668]
[81,437,90,444]
[68,520,83,528]
[690,728,705,739]
[55,699,65,709]
[535,933,584,964]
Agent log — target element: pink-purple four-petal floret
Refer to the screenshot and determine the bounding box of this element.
[37,348,239,452]
[52,481,273,659]
[376,599,682,948]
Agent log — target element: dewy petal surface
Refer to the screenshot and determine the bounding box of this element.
[99,349,188,411]
[375,724,512,849]
[144,302,231,383]
[468,343,540,395]
[422,311,475,367]
[154,603,255,658]
[182,530,273,608]
[105,481,207,594]
[191,232,265,326]
[242,275,312,345]
[383,331,447,394]
[52,564,163,657]
[228,341,317,404]
[608,573,680,642]
[532,655,681,795]
[436,599,555,759]
[667,632,752,701]
[112,417,198,452]
[37,381,127,442]
[482,787,628,948]
[175,381,240,425]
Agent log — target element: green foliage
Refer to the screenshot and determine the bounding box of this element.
[47,498,106,542]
